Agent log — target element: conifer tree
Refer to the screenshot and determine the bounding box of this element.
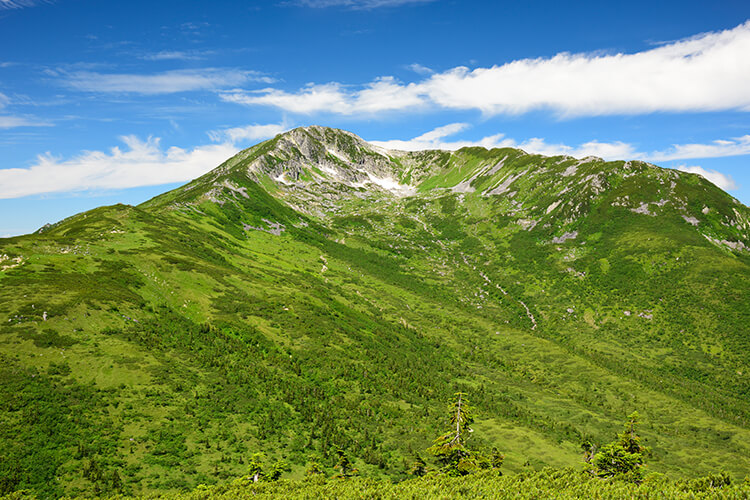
[490,448,505,473]
[247,452,265,483]
[409,453,427,477]
[428,392,477,476]
[593,412,649,481]
[267,460,291,481]
[110,470,122,492]
[334,448,358,479]
[305,460,325,477]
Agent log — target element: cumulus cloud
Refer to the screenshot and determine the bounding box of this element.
[60,68,272,94]
[0,136,238,199]
[209,122,290,143]
[677,165,738,191]
[225,21,750,117]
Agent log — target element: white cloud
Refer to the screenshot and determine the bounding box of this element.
[406,63,434,75]
[677,165,738,191]
[369,123,635,158]
[0,0,47,9]
[510,137,637,159]
[0,115,52,129]
[221,77,423,114]
[140,50,215,61]
[60,68,272,94]
[647,135,750,161]
[209,122,290,143]
[0,136,238,199]
[0,93,52,128]
[225,21,750,117]
[370,123,512,151]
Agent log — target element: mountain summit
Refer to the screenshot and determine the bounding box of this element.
[1,126,749,497]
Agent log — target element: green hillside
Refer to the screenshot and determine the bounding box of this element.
[1,126,749,498]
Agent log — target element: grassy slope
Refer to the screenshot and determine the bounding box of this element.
[1,134,749,497]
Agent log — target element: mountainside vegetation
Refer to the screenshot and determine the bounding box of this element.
[1,126,749,498]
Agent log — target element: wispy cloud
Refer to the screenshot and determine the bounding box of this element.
[0,93,53,128]
[58,68,272,95]
[0,115,52,129]
[225,21,750,117]
[370,123,511,151]
[291,0,435,9]
[0,0,49,9]
[0,136,239,199]
[139,50,216,61]
[647,135,750,161]
[221,77,423,114]
[369,123,637,159]
[677,166,738,191]
[406,63,433,75]
[209,122,290,144]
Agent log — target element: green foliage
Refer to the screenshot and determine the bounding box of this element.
[408,453,427,477]
[304,461,325,478]
[267,460,291,482]
[15,468,747,499]
[428,393,479,476]
[246,453,265,483]
[334,449,358,479]
[592,412,649,481]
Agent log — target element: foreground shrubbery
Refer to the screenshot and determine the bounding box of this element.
[173,469,750,500]
[4,468,745,499]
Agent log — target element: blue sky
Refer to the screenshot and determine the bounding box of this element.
[1,0,749,236]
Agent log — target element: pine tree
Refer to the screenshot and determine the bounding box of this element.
[305,460,325,477]
[409,453,427,477]
[267,460,291,481]
[490,448,505,473]
[334,448,358,479]
[593,412,649,482]
[110,470,122,492]
[427,392,477,476]
[246,452,265,483]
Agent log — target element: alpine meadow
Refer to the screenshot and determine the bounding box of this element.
[1,126,750,498]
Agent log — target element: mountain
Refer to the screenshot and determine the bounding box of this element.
[1,126,749,497]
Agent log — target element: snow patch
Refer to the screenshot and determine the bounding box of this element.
[274,173,293,185]
[365,173,416,197]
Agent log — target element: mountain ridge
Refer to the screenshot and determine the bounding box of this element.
[1,126,749,497]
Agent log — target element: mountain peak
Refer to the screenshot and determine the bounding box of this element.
[139,126,749,254]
